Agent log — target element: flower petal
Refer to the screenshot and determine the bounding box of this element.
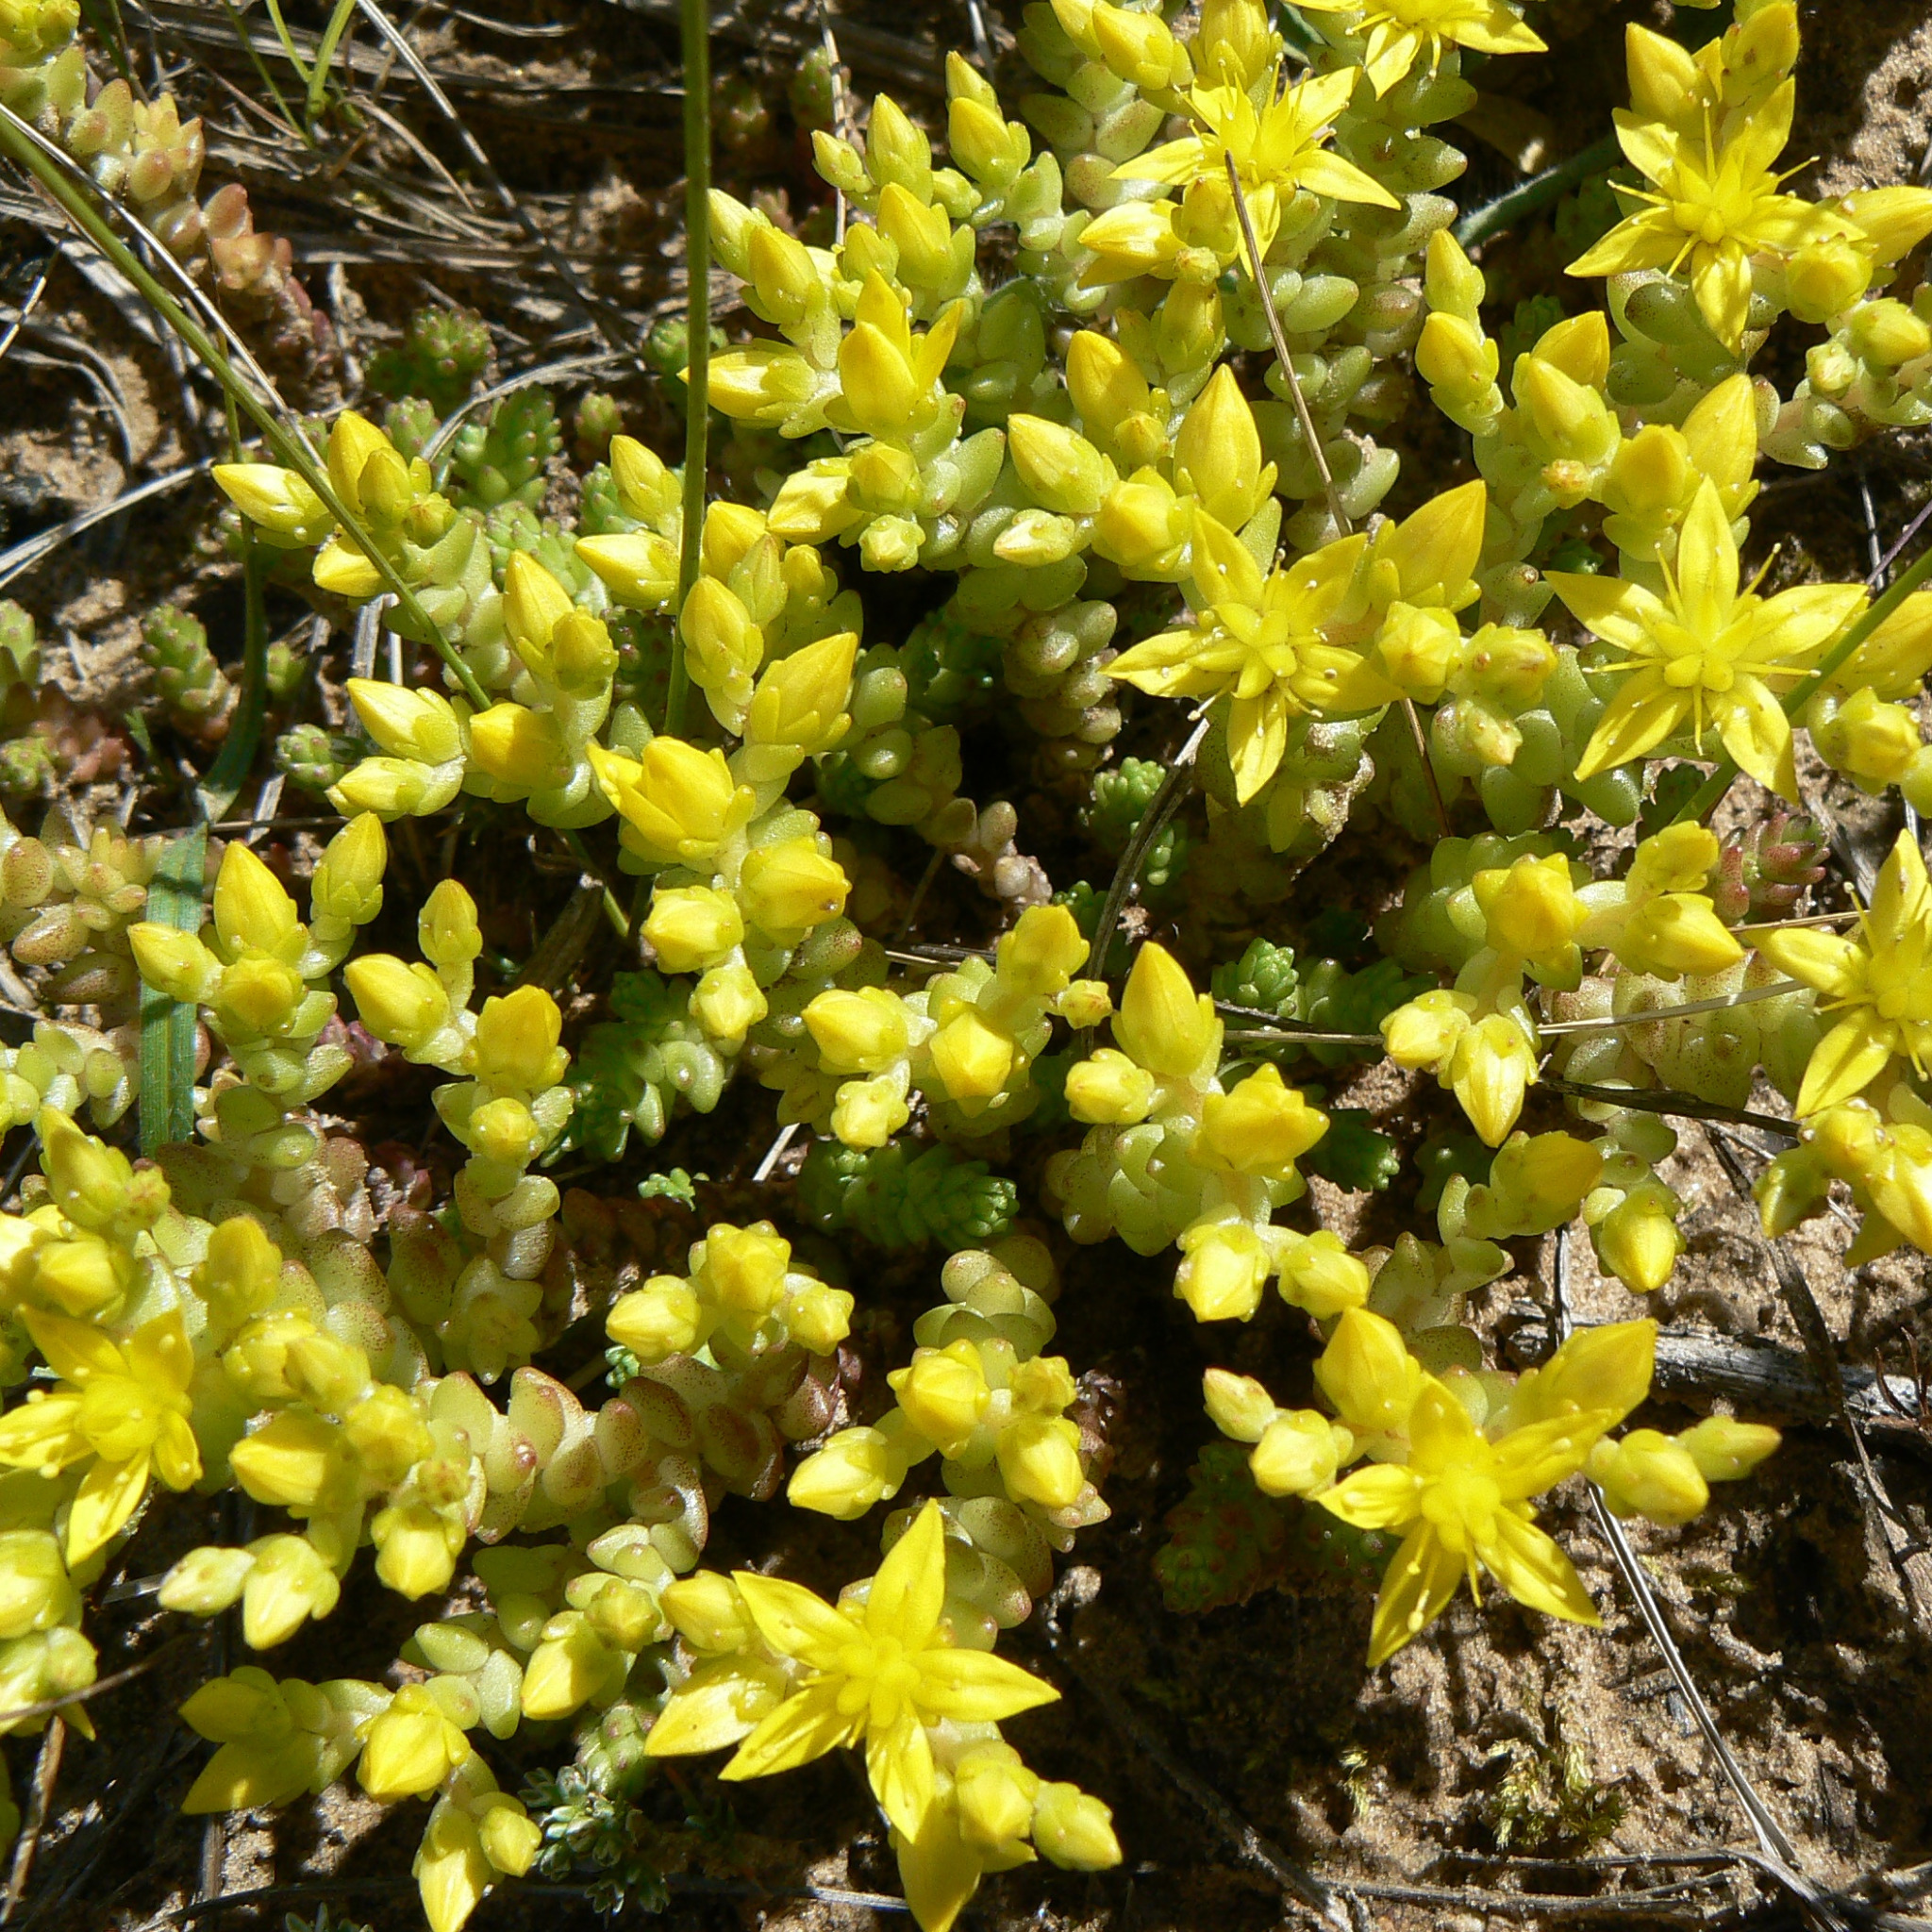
[1547,573,1667,658]
[1714,675,1796,799]
[1691,243,1754,350]
[1749,584,1865,669]
[1492,1412,1614,1499]
[917,1647,1060,1724]
[1475,1509,1601,1625]
[866,1704,936,1841]
[1675,482,1739,639]
[1316,1462,1423,1531]
[1575,671,1685,779]
[1366,1524,1462,1666]
[1795,1016,1894,1117]
[1228,689,1289,805]
[645,1657,788,1758]
[67,1452,152,1563]
[1292,149,1400,209]
[868,1500,947,1647]
[20,1309,124,1385]
[182,1737,319,1814]
[734,1574,856,1671]
[154,1410,204,1491]
[722,1678,857,1780]
[895,1796,990,1932]
[1567,208,1677,278]
[1756,924,1864,998]
[125,1311,194,1394]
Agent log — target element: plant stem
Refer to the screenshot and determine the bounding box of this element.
[307,0,359,130]
[1454,134,1620,252]
[1225,150,1349,539]
[670,0,712,740]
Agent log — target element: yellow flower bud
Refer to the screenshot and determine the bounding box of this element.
[589,737,753,867]
[1174,1219,1271,1324]
[325,409,394,513]
[341,1387,431,1492]
[890,1341,991,1456]
[608,1276,704,1362]
[956,1744,1041,1850]
[780,1277,853,1354]
[344,956,452,1055]
[660,1571,753,1652]
[210,956,307,1036]
[414,1802,488,1932]
[520,1613,619,1720]
[745,220,821,325]
[472,985,566,1091]
[347,679,463,764]
[1090,0,1188,88]
[1095,475,1184,572]
[1415,312,1499,398]
[211,463,333,544]
[1008,415,1115,517]
[1032,1783,1121,1871]
[996,904,1090,998]
[310,813,388,927]
[1056,978,1113,1029]
[699,1223,790,1320]
[1474,853,1583,961]
[229,1409,342,1510]
[786,1424,909,1518]
[1588,1429,1707,1524]
[926,1008,1016,1102]
[608,434,678,523]
[477,1799,542,1876]
[311,533,384,600]
[805,988,910,1074]
[158,1543,255,1621]
[738,838,850,940]
[467,1096,538,1165]
[575,530,681,609]
[830,1074,910,1149]
[1198,1064,1326,1176]
[1592,1186,1683,1293]
[1113,942,1218,1078]
[1382,989,1474,1069]
[468,704,569,792]
[1250,1410,1346,1497]
[692,963,767,1044]
[1275,1230,1371,1319]
[643,886,745,974]
[128,922,220,1005]
[1521,1319,1655,1427]
[1448,1013,1539,1146]
[1173,365,1272,528]
[372,1501,464,1600]
[996,1411,1084,1509]
[1841,184,1932,266]
[241,1534,341,1649]
[358,1685,472,1799]
[1065,330,1149,442]
[211,840,299,959]
[1202,1367,1276,1443]
[1675,1416,1780,1483]
[1064,1047,1156,1124]
[1314,1308,1422,1437]
[743,632,857,755]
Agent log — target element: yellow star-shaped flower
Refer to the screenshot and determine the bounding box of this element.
[1566,81,1842,349]
[1295,0,1545,100]
[1548,477,1864,799]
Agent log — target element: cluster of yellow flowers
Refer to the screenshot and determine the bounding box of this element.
[7,0,1932,1927]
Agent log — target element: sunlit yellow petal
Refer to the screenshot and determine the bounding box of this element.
[733,1574,855,1672]
[1794,1016,1895,1117]
[1476,1511,1601,1624]
[722,1680,857,1779]
[867,1500,947,1647]
[1366,1524,1461,1666]
[1574,671,1686,779]
[866,1705,936,1840]
[918,1648,1060,1724]
[1316,1462,1423,1531]
[66,1452,152,1562]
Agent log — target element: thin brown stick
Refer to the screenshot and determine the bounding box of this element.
[0,1633,190,1730]
[1224,149,1350,539]
[0,1717,64,1925]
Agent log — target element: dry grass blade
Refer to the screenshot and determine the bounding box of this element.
[0,1717,64,1926]
[1704,1126,1932,1634]
[348,0,638,356]
[0,462,212,591]
[1551,1229,1832,1920]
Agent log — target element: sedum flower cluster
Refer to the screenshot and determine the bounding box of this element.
[7,0,1932,1929]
